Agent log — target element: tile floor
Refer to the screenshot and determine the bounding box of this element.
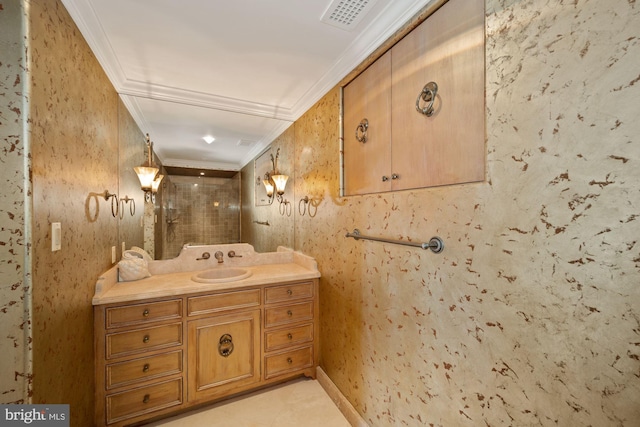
[145,378,351,427]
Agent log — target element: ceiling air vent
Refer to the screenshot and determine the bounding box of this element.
[320,0,379,31]
[237,139,256,147]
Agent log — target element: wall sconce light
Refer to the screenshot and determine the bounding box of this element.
[134,134,161,203]
[262,148,289,207]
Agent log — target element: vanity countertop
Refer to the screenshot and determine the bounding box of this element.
[93,244,320,305]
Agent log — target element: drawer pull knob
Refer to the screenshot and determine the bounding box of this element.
[142,364,150,372]
[287,357,293,365]
[287,289,293,296]
[143,394,150,404]
[287,333,293,340]
[218,334,234,357]
[143,309,150,317]
[143,335,150,343]
[287,310,293,317]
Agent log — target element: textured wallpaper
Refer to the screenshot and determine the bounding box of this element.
[0,0,32,404]
[241,124,295,253]
[245,0,640,425]
[20,0,143,425]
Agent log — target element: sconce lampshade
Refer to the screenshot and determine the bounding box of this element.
[263,178,274,197]
[135,134,160,191]
[271,174,289,195]
[151,174,164,193]
[134,165,159,191]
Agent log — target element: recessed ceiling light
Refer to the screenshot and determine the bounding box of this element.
[203,135,215,144]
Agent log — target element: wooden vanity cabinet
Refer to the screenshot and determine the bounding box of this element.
[94,299,185,427]
[95,279,318,427]
[263,282,317,380]
[186,289,261,403]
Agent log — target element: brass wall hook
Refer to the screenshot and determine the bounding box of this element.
[101,190,119,218]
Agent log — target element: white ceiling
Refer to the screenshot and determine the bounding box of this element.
[62,0,432,170]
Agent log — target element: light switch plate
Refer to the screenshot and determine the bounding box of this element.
[51,222,61,251]
[111,246,116,264]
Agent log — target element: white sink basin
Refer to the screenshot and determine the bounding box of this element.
[191,267,252,283]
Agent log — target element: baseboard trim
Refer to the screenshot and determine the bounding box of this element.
[316,366,369,427]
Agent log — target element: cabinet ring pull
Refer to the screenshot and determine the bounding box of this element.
[355,118,369,143]
[218,333,234,357]
[416,82,438,116]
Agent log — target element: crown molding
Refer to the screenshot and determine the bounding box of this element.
[65,0,432,123]
[119,80,296,121]
[288,0,434,120]
[61,0,127,90]
[160,158,241,171]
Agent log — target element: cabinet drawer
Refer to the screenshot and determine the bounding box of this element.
[188,289,260,316]
[106,300,182,329]
[106,378,183,424]
[264,282,313,304]
[106,350,183,390]
[106,323,182,359]
[264,346,313,379]
[265,324,313,352]
[264,302,313,328]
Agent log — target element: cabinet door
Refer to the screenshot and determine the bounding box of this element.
[343,50,392,195]
[391,0,485,190]
[187,310,260,402]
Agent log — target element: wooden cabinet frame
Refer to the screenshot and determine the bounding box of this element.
[341,0,485,196]
[94,279,318,427]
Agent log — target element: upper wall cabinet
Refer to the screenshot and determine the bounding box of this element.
[343,0,485,196]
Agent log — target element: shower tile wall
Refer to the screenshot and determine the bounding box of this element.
[163,177,241,259]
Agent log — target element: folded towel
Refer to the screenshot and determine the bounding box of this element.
[123,250,144,260]
[129,246,153,262]
[119,248,152,282]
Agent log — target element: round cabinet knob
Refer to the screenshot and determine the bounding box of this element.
[287,289,293,296]
[287,333,293,340]
[142,309,150,317]
[142,364,150,373]
[143,394,150,404]
[382,176,389,182]
[143,335,150,343]
[287,357,293,365]
[391,173,399,180]
[287,310,293,317]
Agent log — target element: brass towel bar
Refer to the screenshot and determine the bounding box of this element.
[345,229,444,253]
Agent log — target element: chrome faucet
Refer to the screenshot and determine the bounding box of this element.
[196,252,210,261]
[214,251,224,263]
[227,250,242,258]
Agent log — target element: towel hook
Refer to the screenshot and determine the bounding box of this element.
[119,196,136,218]
[102,190,119,218]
